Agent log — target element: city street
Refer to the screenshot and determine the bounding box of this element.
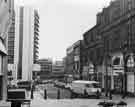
[4,0,135,107]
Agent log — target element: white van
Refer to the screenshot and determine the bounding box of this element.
[70,80,101,97]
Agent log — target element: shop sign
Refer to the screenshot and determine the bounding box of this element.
[127,54,135,68]
[74,56,79,61]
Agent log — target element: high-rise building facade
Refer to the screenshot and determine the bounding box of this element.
[8,6,40,81]
[8,12,15,64]
[0,0,14,106]
[33,10,39,63]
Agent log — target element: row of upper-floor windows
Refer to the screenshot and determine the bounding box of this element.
[84,9,135,46]
[96,0,135,26]
[0,0,7,3]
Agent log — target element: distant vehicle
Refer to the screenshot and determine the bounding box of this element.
[70,80,101,97]
[54,80,66,87]
[17,81,32,90]
[64,83,72,89]
[41,80,51,84]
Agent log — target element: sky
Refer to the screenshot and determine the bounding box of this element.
[15,0,111,61]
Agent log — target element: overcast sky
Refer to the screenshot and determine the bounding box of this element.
[15,0,111,61]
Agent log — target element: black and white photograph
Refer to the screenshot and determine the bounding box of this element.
[0,0,135,106]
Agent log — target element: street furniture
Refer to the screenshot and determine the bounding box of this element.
[116,101,127,107]
[98,101,116,107]
[44,89,47,99]
[7,88,31,107]
[57,89,60,99]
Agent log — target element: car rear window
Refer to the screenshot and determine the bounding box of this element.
[92,83,99,88]
[85,84,92,88]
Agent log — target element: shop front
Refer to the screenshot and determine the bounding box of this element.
[126,53,135,95]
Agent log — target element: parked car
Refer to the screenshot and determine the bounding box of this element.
[17,81,32,90]
[70,80,101,97]
[64,83,72,89]
[54,80,66,88]
[42,80,54,84]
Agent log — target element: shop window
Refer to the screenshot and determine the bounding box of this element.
[113,57,120,65]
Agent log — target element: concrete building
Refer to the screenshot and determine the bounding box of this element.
[7,9,15,82]
[7,6,40,81]
[0,0,14,106]
[38,58,52,80]
[51,60,65,80]
[33,10,39,63]
[52,61,64,73]
[65,45,74,76]
[65,40,84,80]
[8,12,15,64]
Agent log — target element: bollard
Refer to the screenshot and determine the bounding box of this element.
[44,89,47,99]
[109,90,112,100]
[31,88,34,99]
[98,101,115,107]
[71,91,73,99]
[96,90,100,99]
[70,90,74,99]
[117,101,127,107]
[57,89,60,99]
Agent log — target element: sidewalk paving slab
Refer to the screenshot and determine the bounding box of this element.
[31,91,135,107]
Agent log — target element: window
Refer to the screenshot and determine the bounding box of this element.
[113,57,120,65]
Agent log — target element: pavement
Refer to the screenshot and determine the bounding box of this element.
[31,91,101,107]
[30,85,135,107]
[30,90,135,107]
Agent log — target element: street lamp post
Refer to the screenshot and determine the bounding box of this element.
[122,50,127,98]
[105,50,109,97]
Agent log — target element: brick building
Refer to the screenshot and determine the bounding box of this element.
[83,0,135,95]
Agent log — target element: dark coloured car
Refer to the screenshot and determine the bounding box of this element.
[17,81,32,90]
